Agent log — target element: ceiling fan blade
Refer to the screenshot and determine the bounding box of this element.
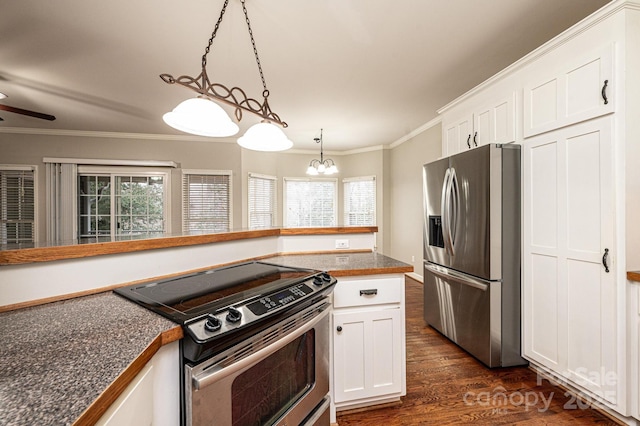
[0,104,56,121]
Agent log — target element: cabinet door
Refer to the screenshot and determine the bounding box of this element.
[442,115,472,156]
[473,92,516,147]
[333,308,403,403]
[523,117,617,404]
[96,363,154,426]
[523,44,614,138]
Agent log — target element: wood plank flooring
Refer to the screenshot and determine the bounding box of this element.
[336,277,620,425]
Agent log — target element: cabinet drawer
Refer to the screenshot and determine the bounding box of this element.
[333,277,402,308]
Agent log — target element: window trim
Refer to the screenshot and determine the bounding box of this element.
[77,165,172,238]
[283,177,338,228]
[0,164,38,244]
[343,175,376,226]
[181,169,233,233]
[248,172,277,229]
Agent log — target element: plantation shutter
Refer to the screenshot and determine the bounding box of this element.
[284,178,336,227]
[248,173,276,229]
[0,167,36,244]
[344,176,376,226]
[182,171,232,233]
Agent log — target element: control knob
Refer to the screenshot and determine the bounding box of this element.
[204,315,222,332]
[226,307,242,323]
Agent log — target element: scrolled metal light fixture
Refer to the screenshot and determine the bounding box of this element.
[160,0,292,151]
[306,129,338,175]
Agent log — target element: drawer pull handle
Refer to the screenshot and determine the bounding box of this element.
[602,248,610,273]
[602,80,609,105]
[359,289,378,296]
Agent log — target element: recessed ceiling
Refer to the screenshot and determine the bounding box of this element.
[0,0,611,151]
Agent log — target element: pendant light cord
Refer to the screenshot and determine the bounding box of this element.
[202,0,230,68]
[201,0,270,98]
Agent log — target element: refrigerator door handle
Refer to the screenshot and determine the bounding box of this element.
[448,167,459,256]
[424,262,491,291]
[441,168,452,255]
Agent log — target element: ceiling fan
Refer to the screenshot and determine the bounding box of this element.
[0,92,56,121]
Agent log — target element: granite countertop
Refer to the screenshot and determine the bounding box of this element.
[0,252,411,425]
[628,271,640,283]
[265,252,413,276]
[0,292,180,426]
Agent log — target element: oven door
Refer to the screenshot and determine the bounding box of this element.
[185,299,330,426]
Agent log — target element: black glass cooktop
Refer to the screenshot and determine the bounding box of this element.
[114,261,318,323]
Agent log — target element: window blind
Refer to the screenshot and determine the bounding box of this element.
[248,173,276,229]
[344,176,376,226]
[284,179,336,227]
[182,172,232,233]
[0,168,36,244]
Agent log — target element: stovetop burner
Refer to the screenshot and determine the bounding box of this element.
[114,261,337,362]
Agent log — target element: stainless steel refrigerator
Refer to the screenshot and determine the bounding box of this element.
[422,143,526,367]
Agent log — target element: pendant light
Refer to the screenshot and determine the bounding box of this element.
[160,0,292,151]
[306,129,338,175]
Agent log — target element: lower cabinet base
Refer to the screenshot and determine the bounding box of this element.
[335,395,403,413]
[528,362,639,426]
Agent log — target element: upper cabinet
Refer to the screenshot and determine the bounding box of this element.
[523,44,615,138]
[441,91,516,157]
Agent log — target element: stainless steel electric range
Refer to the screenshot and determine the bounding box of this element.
[115,260,336,426]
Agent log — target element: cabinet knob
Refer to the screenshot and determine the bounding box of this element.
[337,326,343,332]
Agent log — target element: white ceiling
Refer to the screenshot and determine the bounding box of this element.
[0,0,611,152]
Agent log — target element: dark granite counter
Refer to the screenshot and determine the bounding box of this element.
[0,292,180,426]
[0,252,410,425]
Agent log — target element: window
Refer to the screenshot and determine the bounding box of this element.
[77,167,169,238]
[284,178,336,227]
[344,176,376,226]
[182,170,232,233]
[0,166,36,245]
[248,173,276,229]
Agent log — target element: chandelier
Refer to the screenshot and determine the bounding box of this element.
[306,129,338,175]
[160,0,293,151]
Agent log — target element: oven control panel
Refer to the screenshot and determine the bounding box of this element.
[247,283,313,316]
[185,272,335,343]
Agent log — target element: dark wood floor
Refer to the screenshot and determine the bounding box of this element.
[336,277,619,425]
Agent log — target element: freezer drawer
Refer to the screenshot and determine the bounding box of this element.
[423,262,501,367]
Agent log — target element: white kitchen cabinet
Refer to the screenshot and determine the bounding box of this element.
[435,1,640,421]
[330,274,406,417]
[523,44,614,138]
[442,114,473,156]
[441,92,515,156]
[96,341,180,426]
[333,307,403,403]
[523,116,618,404]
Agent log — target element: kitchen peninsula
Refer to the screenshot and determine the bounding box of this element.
[0,227,413,425]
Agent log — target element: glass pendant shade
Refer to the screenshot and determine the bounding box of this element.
[237,121,293,152]
[163,97,239,137]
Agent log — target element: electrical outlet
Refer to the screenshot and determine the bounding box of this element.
[335,239,349,249]
[411,255,415,262]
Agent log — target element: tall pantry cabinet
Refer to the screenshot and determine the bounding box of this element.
[437,1,640,422]
[520,2,639,421]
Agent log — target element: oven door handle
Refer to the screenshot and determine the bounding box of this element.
[192,305,330,391]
